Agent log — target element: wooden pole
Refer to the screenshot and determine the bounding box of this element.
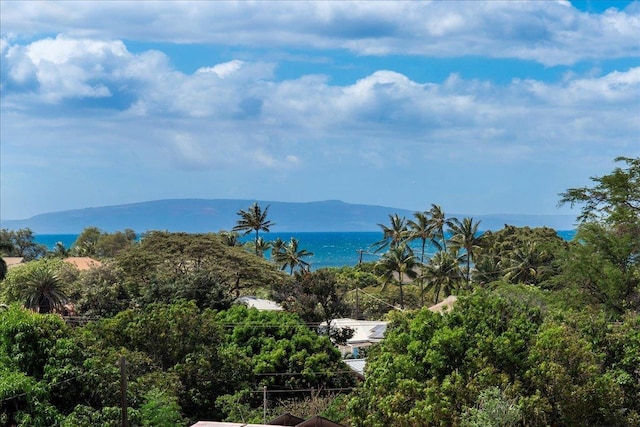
[263,385,267,424]
[355,284,360,320]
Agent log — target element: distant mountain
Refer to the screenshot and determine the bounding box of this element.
[0,199,576,233]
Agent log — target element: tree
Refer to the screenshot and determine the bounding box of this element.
[274,237,314,274]
[502,241,552,286]
[560,222,638,314]
[72,227,136,258]
[0,259,75,309]
[408,211,434,306]
[219,231,242,247]
[449,217,483,288]
[372,214,409,253]
[473,226,567,288]
[558,157,640,314]
[0,228,46,261]
[232,202,275,256]
[347,292,544,427]
[377,244,418,309]
[50,241,70,258]
[22,266,69,314]
[461,387,522,427]
[271,237,285,259]
[559,156,640,225]
[253,236,271,258]
[424,249,464,304]
[427,204,454,252]
[71,227,102,257]
[214,305,356,416]
[407,211,433,265]
[274,269,350,328]
[113,231,290,309]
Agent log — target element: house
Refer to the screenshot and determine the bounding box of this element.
[343,358,366,380]
[268,413,305,425]
[3,257,24,269]
[191,415,346,427]
[321,318,388,358]
[235,296,284,311]
[63,257,102,271]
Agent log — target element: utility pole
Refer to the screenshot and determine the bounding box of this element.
[263,385,267,424]
[119,356,128,427]
[355,283,360,320]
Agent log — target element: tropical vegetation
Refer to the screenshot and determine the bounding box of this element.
[0,157,638,426]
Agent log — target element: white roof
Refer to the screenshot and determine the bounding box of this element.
[344,358,367,378]
[323,318,388,347]
[235,296,283,311]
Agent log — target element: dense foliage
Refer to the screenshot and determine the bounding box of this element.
[0,158,638,426]
[0,302,355,426]
[347,290,639,426]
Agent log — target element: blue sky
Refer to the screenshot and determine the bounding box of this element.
[1,1,639,220]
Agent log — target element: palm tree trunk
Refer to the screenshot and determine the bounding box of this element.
[254,229,260,256]
[420,239,426,307]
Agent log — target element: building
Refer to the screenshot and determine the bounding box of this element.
[3,257,24,269]
[321,318,388,358]
[235,296,284,311]
[63,256,102,271]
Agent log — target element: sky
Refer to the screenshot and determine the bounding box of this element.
[1,0,639,220]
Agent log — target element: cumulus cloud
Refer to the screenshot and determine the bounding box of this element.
[1,2,638,65]
[1,27,638,219]
[2,35,638,159]
[2,35,132,102]
[197,60,245,78]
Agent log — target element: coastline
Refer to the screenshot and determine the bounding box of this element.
[34,230,577,270]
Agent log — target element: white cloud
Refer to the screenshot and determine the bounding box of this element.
[197,60,245,78]
[1,26,638,219]
[1,2,638,65]
[2,35,132,102]
[3,35,637,159]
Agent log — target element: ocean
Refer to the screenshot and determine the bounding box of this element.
[34,230,577,270]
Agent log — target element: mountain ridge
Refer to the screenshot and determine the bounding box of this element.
[0,199,576,233]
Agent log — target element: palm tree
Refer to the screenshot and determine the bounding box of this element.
[503,241,550,285]
[449,217,483,288]
[377,244,418,309]
[472,255,502,286]
[427,204,454,252]
[424,249,464,305]
[372,214,409,253]
[232,203,275,256]
[271,237,285,259]
[23,267,68,314]
[407,211,434,306]
[220,231,242,247]
[51,241,70,258]
[253,237,272,258]
[274,237,314,275]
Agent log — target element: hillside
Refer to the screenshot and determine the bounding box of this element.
[0,199,576,233]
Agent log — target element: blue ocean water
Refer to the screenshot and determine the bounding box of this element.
[34,230,577,270]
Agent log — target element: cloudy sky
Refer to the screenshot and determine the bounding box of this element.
[1,1,639,220]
